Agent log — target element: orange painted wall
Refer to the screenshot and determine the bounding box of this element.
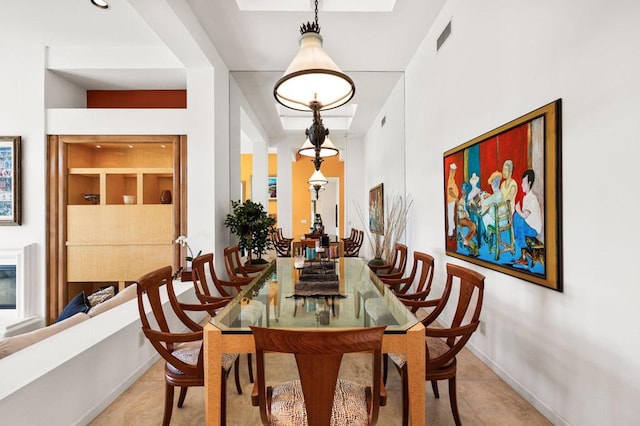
[267,154,277,224]
[291,155,344,238]
[87,90,187,108]
[240,153,278,226]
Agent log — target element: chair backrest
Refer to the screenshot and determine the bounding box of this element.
[345,230,364,256]
[427,263,485,370]
[136,265,204,379]
[224,244,265,281]
[250,326,386,426]
[191,253,235,303]
[223,245,244,279]
[386,251,434,297]
[387,243,408,274]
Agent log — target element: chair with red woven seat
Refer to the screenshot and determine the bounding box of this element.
[386,263,485,426]
[250,325,387,426]
[136,265,242,426]
[223,244,265,281]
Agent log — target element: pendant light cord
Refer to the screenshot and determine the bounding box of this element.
[314,0,319,28]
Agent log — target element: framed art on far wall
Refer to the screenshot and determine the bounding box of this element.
[443,100,562,291]
[268,176,277,200]
[0,136,21,225]
[369,183,384,235]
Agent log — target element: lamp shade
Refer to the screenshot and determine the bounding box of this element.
[307,169,329,186]
[274,31,355,112]
[298,136,339,158]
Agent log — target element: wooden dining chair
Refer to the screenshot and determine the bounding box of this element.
[369,242,408,279]
[344,229,364,257]
[380,251,435,300]
[365,251,435,329]
[223,244,265,281]
[386,263,485,426]
[136,265,242,426]
[191,253,256,383]
[250,326,387,426]
[193,252,253,298]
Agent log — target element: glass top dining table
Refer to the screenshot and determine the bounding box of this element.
[203,257,426,425]
[210,256,418,333]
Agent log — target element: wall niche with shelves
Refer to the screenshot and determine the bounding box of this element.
[47,135,186,324]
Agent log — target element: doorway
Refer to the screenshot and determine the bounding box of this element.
[313,177,339,237]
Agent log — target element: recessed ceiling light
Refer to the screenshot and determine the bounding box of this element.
[90,0,110,10]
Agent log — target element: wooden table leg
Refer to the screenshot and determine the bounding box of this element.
[204,323,223,426]
[406,322,426,425]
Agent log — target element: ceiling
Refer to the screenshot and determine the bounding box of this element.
[4,0,446,140]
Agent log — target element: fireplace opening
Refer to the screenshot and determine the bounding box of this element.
[0,265,17,309]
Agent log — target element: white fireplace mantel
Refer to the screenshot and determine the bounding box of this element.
[0,243,42,338]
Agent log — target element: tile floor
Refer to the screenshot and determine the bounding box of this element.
[91,346,551,425]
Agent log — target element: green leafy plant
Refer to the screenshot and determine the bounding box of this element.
[224,199,276,264]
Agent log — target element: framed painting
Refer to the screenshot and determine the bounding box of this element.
[369,183,384,235]
[268,176,277,200]
[443,99,562,291]
[0,136,21,225]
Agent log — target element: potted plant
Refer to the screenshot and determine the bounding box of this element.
[224,199,276,265]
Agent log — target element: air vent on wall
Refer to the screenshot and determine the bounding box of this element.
[437,21,452,51]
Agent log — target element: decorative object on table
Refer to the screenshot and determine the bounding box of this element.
[174,235,201,282]
[82,193,100,205]
[122,194,136,204]
[224,199,276,266]
[0,136,21,225]
[443,99,562,292]
[268,176,277,200]
[356,191,412,267]
[160,189,172,204]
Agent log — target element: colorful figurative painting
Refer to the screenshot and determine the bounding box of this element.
[369,183,384,235]
[0,136,21,225]
[443,100,562,291]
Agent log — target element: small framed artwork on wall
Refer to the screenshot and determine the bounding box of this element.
[268,176,277,200]
[0,136,21,225]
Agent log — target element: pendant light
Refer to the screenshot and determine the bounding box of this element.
[274,0,355,112]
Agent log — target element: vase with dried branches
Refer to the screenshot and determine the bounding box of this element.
[356,193,412,265]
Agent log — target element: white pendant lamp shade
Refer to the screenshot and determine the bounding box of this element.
[308,169,329,186]
[274,32,355,112]
[298,136,339,158]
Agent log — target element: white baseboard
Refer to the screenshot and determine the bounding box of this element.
[466,342,568,426]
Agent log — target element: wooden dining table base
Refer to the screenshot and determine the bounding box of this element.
[203,322,426,425]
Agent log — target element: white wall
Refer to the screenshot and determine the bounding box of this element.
[361,76,406,259]
[404,0,640,424]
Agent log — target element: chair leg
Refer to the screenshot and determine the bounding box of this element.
[177,386,188,407]
[431,380,440,398]
[247,353,254,384]
[448,376,461,426]
[163,382,174,426]
[233,356,243,395]
[383,353,389,385]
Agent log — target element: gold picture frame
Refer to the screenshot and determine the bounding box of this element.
[0,136,21,225]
